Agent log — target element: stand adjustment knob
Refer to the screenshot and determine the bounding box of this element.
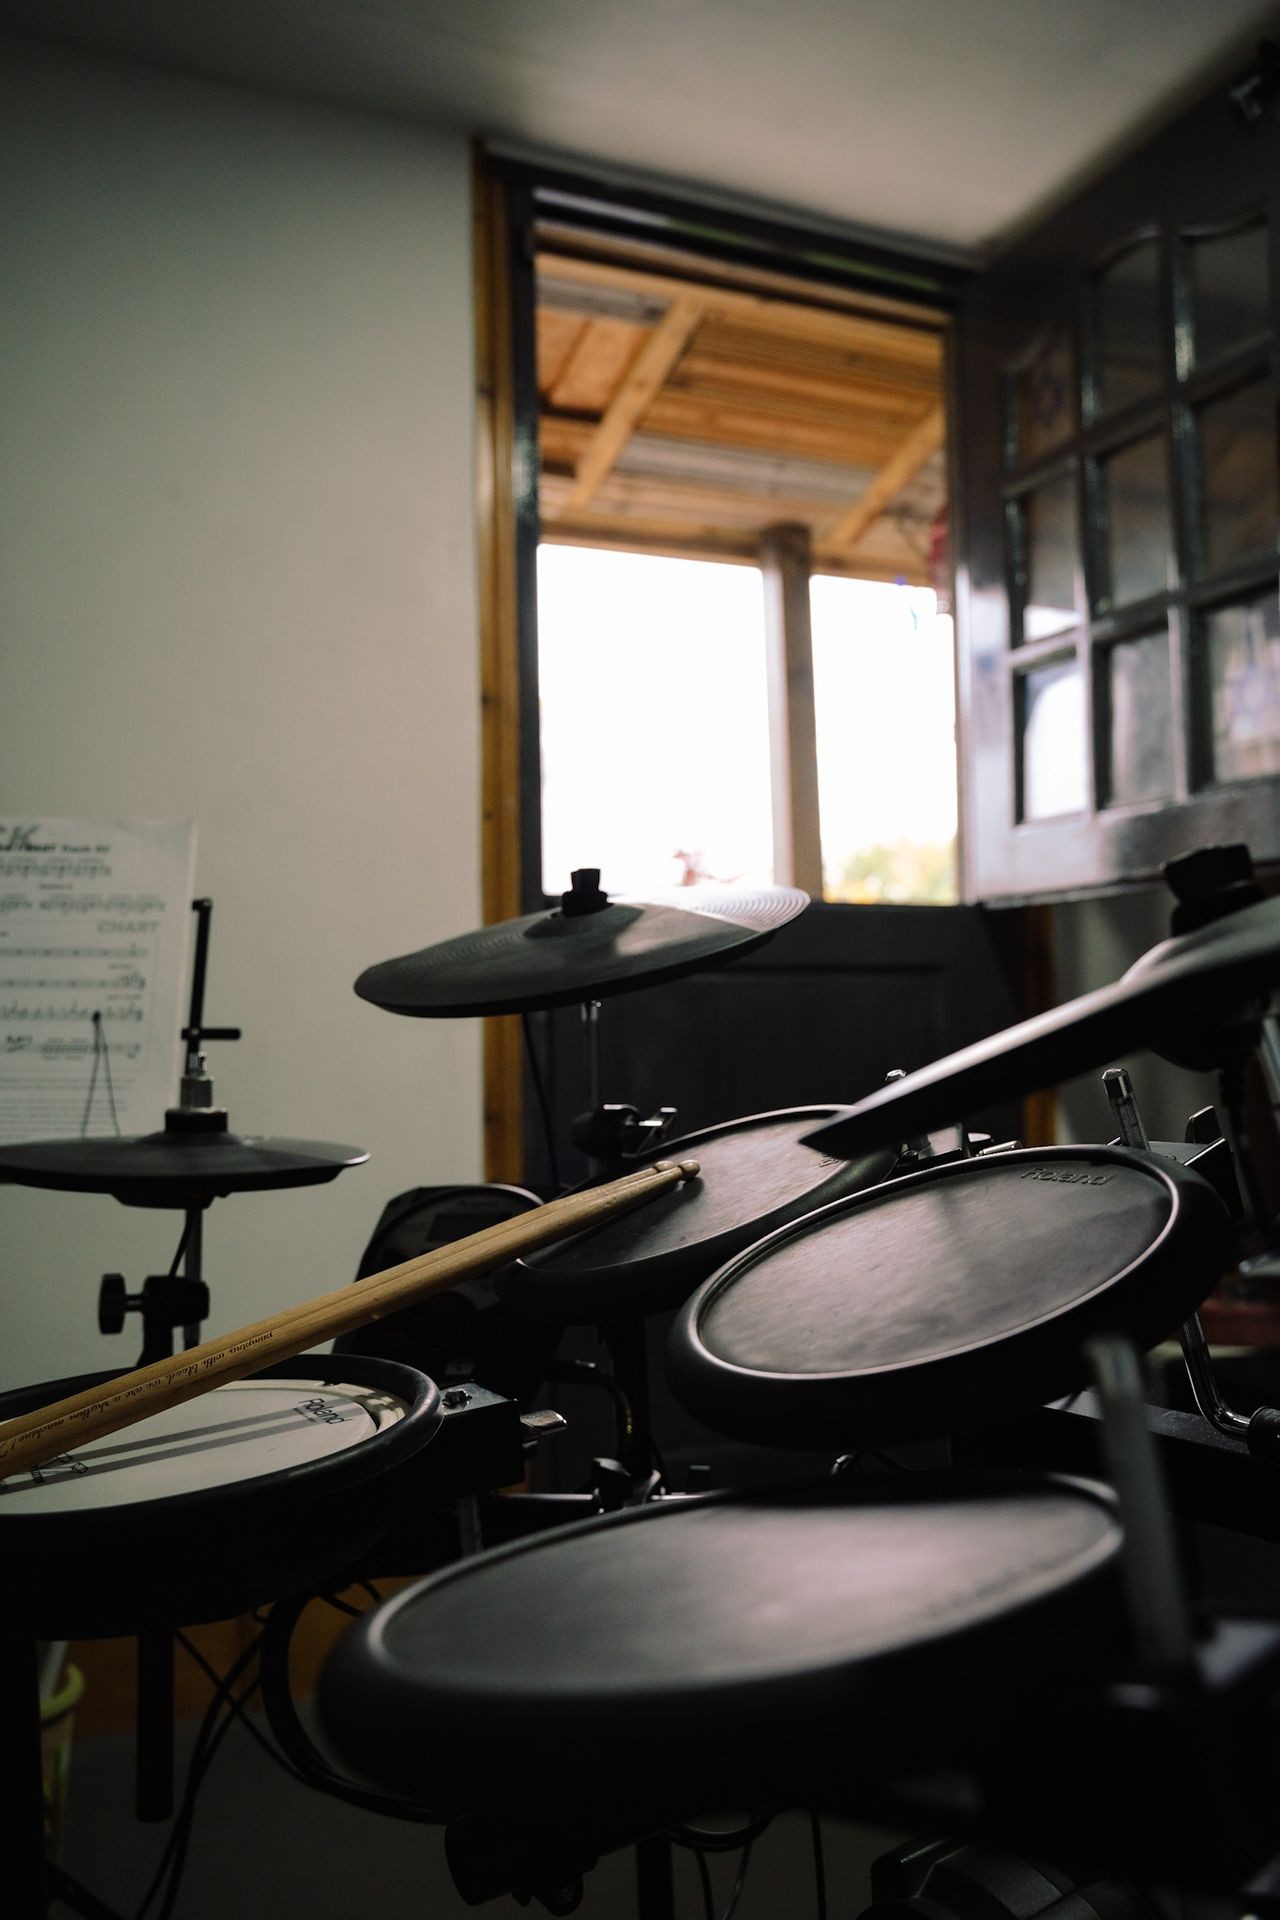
[97,1272,211,1338]
[98,1273,130,1334]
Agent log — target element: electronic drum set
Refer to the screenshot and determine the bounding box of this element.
[7,855,1280,1917]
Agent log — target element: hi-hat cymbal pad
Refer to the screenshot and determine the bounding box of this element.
[0,1129,369,1209]
[354,874,809,1017]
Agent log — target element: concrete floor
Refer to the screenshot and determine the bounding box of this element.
[55,1711,904,1918]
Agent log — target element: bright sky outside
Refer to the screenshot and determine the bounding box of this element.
[537,545,958,901]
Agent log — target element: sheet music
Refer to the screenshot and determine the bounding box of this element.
[0,819,196,1144]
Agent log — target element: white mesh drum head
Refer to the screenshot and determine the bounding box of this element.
[0,1377,407,1514]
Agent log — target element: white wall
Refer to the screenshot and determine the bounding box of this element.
[0,37,483,1389]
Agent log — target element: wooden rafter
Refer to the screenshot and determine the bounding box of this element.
[540,251,943,365]
[562,296,705,513]
[535,243,947,579]
[821,403,945,553]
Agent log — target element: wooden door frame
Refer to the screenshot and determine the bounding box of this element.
[474,151,982,1181]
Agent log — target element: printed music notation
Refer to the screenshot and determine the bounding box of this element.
[0,820,196,1144]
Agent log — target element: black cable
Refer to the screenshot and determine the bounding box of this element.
[154,1679,261,1920]
[137,1648,263,1917]
[694,1846,715,1920]
[174,1633,310,1786]
[719,1841,754,1920]
[522,1011,562,1192]
[810,1813,827,1920]
[669,1813,773,1853]
[166,1219,192,1281]
[257,1592,450,1823]
[320,1593,366,1618]
[547,1355,635,1461]
[134,1632,265,1920]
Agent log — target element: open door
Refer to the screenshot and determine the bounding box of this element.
[953,47,1280,905]
[477,162,1035,1189]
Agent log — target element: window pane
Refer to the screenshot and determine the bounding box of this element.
[1094,241,1163,416]
[810,579,956,903]
[1014,326,1074,465]
[1196,379,1278,576]
[1201,589,1280,784]
[537,547,774,897]
[1102,630,1174,807]
[1100,434,1171,610]
[1190,222,1271,369]
[1018,471,1078,641]
[1019,656,1086,820]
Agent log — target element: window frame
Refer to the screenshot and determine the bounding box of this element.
[477,151,968,922]
[954,68,1280,904]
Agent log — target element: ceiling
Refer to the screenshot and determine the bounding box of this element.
[4,0,1279,253]
[536,248,945,583]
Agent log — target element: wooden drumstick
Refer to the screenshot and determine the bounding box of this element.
[0,1157,701,1481]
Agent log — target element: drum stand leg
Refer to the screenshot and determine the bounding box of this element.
[1,1630,48,1916]
[136,1628,175,1821]
[601,1318,655,1482]
[634,1833,676,1920]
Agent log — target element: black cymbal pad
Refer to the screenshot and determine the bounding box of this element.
[0,1131,368,1208]
[354,886,808,1017]
[804,895,1280,1158]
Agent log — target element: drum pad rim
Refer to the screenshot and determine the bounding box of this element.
[668,1145,1228,1445]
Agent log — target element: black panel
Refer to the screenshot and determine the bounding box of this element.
[522,901,1027,1192]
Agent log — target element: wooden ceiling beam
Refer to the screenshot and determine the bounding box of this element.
[642,396,916,467]
[659,374,934,432]
[673,352,940,415]
[541,407,915,474]
[547,316,647,414]
[540,251,945,364]
[543,470,868,529]
[822,403,946,552]
[539,518,930,587]
[563,297,705,512]
[536,309,590,398]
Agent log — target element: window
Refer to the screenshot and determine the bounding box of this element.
[522,184,961,909]
[955,71,1280,902]
[537,549,958,903]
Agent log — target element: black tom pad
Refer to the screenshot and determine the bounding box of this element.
[669,1147,1229,1447]
[318,1472,1122,1813]
[500,1108,897,1320]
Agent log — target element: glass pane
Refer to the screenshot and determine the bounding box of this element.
[1015,326,1074,465]
[810,578,957,903]
[1101,434,1171,609]
[1103,630,1174,807]
[1019,471,1078,641]
[1094,241,1163,416]
[1190,222,1271,369]
[1019,655,1087,820]
[537,546,774,896]
[1196,379,1278,576]
[1202,590,1280,784]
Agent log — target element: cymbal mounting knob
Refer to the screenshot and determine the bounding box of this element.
[559,868,609,917]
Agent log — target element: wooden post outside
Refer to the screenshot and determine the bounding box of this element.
[474,156,525,1184]
[760,523,824,897]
